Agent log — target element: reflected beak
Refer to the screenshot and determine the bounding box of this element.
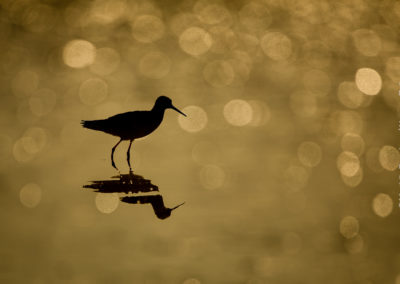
[171,202,185,211]
[171,105,186,117]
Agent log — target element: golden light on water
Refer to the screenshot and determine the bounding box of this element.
[19,183,42,208]
[203,60,234,87]
[332,110,363,135]
[366,147,384,173]
[195,3,231,26]
[341,133,365,156]
[337,151,360,177]
[344,234,364,254]
[79,78,108,106]
[297,141,322,168]
[352,29,382,57]
[337,81,366,109]
[355,68,382,96]
[182,278,201,284]
[229,52,252,84]
[199,164,225,190]
[339,216,359,239]
[90,47,120,76]
[341,167,363,188]
[131,15,165,43]
[95,193,119,214]
[260,32,292,61]
[178,106,207,133]
[21,127,47,155]
[19,3,56,34]
[13,127,47,163]
[379,145,400,171]
[179,27,213,56]
[385,56,400,82]
[223,99,253,126]
[372,193,393,218]
[248,100,271,127]
[239,2,272,33]
[284,165,309,192]
[63,39,96,68]
[13,138,34,163]
[2,0,400,282]
[89,0,127,25]
[169,13,199,36]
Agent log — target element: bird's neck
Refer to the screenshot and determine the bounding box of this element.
[151,104,166,116]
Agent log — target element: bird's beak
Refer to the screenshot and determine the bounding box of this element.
[171,202,185,211]
[171,105,186,117]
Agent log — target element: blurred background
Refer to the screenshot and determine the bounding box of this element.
[1,0,400,283]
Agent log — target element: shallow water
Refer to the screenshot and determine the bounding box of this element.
[0,0,400,283]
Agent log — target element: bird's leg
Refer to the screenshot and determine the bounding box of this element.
[111,138,122,171]
[127,139,133,172]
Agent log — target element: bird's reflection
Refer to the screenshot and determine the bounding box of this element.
[83,171,184,219]
[121,195,184,220]
[84,172,159,194]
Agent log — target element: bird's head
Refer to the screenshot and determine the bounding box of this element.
[156,202,186,219]
[155,96,186,116]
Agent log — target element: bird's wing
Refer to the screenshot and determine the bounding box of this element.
[103,111,154,138]
[107,111,139,122]
[106,111,150,126]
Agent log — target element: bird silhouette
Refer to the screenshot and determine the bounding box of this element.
[81,96,186,171]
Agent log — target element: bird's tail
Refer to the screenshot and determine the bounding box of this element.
[81,120,105,131]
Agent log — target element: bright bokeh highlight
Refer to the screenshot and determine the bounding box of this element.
[63,39,96,68]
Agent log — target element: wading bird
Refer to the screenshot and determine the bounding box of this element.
[81,96,186,171]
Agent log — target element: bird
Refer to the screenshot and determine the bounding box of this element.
[81,96,186,171]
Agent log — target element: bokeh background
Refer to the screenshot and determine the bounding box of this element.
[1,0,400,283]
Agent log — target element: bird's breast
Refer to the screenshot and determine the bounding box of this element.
[131,112,164,139]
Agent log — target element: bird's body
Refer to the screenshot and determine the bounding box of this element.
[82,109,164,140]
[81,96,186,170]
